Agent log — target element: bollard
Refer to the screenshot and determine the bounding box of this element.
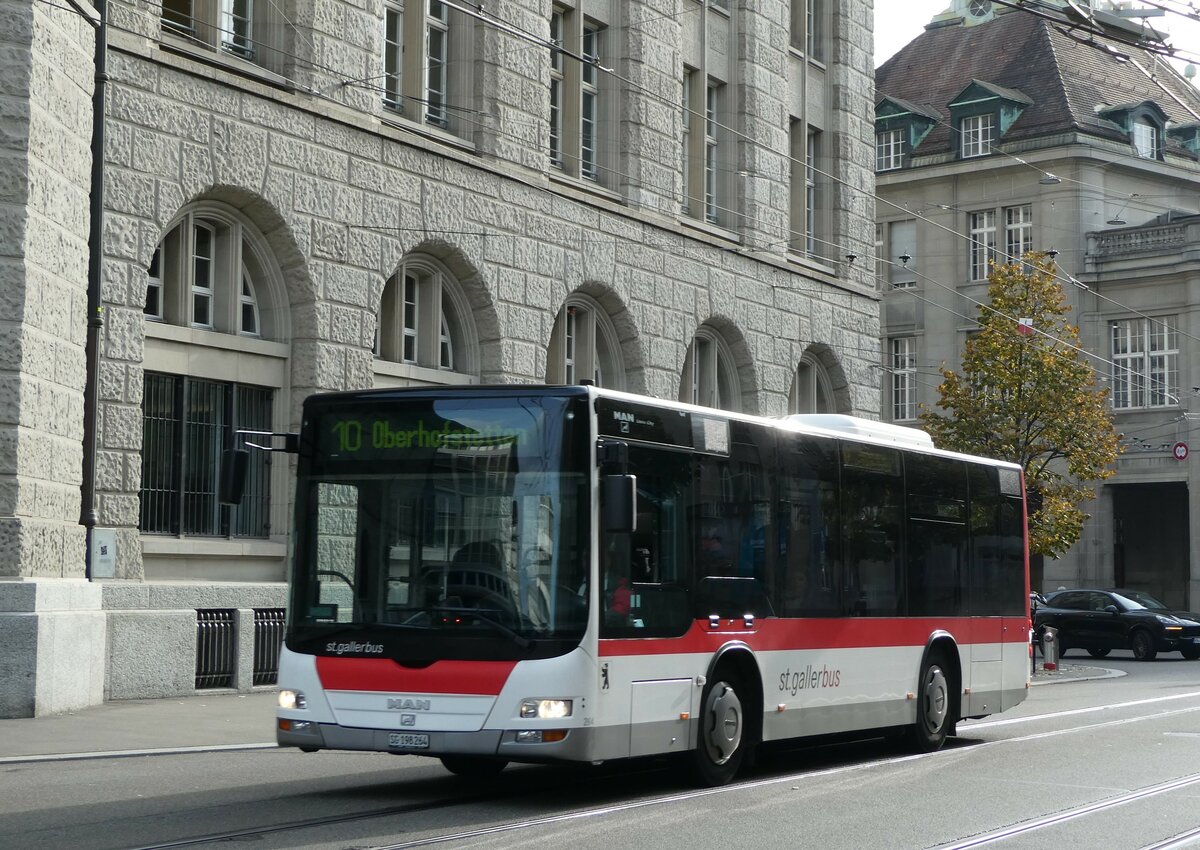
[1041,626,1058,671]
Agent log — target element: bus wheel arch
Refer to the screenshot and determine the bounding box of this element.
[689,646,762,786]
[908,635,960,751]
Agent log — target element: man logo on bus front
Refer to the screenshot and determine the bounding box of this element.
[601,662,610,690]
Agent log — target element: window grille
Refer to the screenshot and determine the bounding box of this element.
[253,608,286,686]
[195,609,235,689]
[140,373,272,537]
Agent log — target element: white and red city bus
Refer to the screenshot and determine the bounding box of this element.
[268,384,1030,785]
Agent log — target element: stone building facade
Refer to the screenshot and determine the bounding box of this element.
[875,0,1200,607]
[0,0,878,717]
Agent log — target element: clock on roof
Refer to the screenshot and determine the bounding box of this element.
[969,0,993,15]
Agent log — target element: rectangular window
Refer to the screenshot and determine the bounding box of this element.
[889,220,916,288]
[549,8,564,168]
[581,22,601,181]
[875,224,886,287]
[1111,317,1178,409]
[161,0,194,34]
[969,210,996,281]
[425,1,449,127]
[383,1,404,112]
[239,276,259,336]
[146,248,163,320]
[402,273,419,363]
[564,307,577,384]
[876,129,904,171]
[705,81,720,224]
[140,373,271,538]
[681,69,691,213]
[161,0,278,73]
[789,0,822,60]
[1005,204,1032,264]
[806,130,819,256]
[807,0,821,59]
[1133,121,1157,158]
[960,114,994,158]
[191,223,214,329]
[220,0,254,59]
[890,337,916,421]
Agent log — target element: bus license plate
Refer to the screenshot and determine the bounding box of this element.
[389,733,429,749]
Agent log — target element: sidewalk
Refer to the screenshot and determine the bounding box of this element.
[0,690,279,761]
[0,663,1124,761]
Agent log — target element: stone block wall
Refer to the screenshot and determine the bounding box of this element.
[0,1,94,580]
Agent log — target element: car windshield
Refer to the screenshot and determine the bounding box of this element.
[1111,590,1168,610]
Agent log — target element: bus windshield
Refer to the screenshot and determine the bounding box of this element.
[288,394,589,657]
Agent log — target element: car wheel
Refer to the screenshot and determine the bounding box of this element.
[440,756,508,778]
[1087,648,1111,659]
[1181,646,1200,661]
[1130,630,1158,661]
[907,650,952,753]
[688,667,750,786]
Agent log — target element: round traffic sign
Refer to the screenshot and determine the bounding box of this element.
[1173,441,1189,461]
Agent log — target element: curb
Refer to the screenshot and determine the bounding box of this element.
[1030,665,1127,686]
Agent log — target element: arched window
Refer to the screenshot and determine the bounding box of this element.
[375,255,476,383]
[140,204,289,549]
[789,355,835,413]
[546,294,624,388]
[680,325,741,412]
[145,210,278,340]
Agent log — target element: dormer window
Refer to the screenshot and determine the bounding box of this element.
[960,113,994,158]
[947,80,1031,161]
[1099,101,1167,162]
[874,95,938,173]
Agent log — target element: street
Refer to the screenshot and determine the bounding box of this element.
[2,654,1199,850]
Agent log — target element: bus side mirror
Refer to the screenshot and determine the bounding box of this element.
[220,449,250,505]
[602,474,637,533]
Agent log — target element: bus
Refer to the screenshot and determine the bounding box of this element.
[252,384,1029,786]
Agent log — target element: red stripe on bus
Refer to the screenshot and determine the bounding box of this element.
[599,616,1029,656]
[315,657,517,694]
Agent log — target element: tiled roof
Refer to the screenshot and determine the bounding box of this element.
[875,10,1200,159]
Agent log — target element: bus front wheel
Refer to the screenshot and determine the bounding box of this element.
[908,651,952,753]
[689,670,747,786]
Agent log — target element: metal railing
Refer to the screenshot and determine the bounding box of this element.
[253,608,286,686]
[195,609,235,689]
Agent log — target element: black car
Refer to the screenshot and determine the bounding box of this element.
[1033,588,1200,661]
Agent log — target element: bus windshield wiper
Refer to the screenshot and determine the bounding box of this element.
[429,606,532,649]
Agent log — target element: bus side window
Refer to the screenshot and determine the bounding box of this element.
[775,434,839,617]
[840,442,903,617]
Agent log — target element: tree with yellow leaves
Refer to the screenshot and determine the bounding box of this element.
[920,255,1121,559]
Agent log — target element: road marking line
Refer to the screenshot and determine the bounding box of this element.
[0,742,276,765]
[933,772,1200,849]
[962,690,1200,729]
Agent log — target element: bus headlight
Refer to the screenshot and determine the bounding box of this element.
[279,689,307,710]
[520,699,572,719]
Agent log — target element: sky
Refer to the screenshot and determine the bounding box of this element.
[874,0,1200,74]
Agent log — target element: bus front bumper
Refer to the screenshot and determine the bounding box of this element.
[277,719,609,763]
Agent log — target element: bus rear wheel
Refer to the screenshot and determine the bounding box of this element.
[907,651,952,753]
[440,756,508,778]
[689,670,747,786]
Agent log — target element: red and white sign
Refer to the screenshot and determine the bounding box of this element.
[1016,318,1034,336]
[1173,442,1189,461]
